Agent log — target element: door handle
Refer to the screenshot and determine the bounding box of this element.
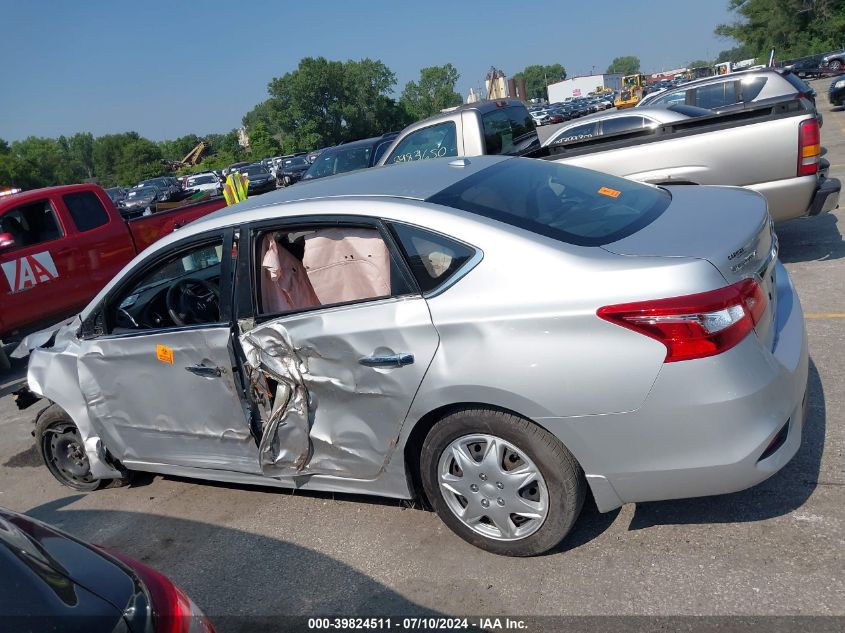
[185,364,222,377]
[358,353,414,368]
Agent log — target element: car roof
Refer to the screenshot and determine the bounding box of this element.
[0,183,105,211]
[320,134,398,153]
[164,156,509,236]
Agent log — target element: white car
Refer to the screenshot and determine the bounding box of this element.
[530,110,550,126]
[184,172,222,196]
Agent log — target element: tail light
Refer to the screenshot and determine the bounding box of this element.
[103,549,216,633]
[798,118,820,176]
[598,279,767,363]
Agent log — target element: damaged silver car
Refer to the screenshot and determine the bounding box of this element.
[21,156,808,556]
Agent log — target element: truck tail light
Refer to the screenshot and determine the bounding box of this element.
[798,118,820,176]
[597,279,767,363]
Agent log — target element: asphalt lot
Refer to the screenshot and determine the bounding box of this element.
[1,80,843,629]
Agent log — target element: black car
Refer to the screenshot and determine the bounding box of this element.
[821,49,845,73]
[830,74,845,106]
[0,507,215,633]
[136,178,178,201]
[301,133,397,182]
[120,185,166,218]
[104,187,128,206]
[782,53,828,78]
[238,164,276,195]
[276,155,311,186]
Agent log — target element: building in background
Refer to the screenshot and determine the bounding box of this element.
[485,67,508,100]
[547,73,623,102]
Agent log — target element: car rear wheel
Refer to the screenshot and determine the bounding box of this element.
[35,405,127,491]
[420,408,585,556]
[830,60,842,71]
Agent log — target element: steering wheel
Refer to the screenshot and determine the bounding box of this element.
[165,278,220,326]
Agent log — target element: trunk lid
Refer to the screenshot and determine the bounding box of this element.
[602,185,778,349]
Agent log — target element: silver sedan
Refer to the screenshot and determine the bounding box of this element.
[542,105,712,147]
[22,156,808,556]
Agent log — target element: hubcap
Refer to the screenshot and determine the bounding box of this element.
[437,434,549,541]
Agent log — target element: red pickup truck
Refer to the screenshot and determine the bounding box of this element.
[0,183,226,368]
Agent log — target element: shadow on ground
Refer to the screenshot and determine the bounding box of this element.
[25,497,443,632]
[777,213,845,264]
[628,358,824,530]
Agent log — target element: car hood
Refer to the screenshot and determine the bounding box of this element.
[124,194,154,204]
[12,316,80,358]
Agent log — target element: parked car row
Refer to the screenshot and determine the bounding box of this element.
[779,48,845,78]
[529,95,613,126]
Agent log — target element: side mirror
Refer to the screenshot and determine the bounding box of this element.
[0,232,16,252]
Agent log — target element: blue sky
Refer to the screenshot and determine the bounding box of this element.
[0,0,735,142]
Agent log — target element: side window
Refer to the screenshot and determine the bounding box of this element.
[387,122,457,164]
[739,77,767,102]
[550,122,598,145]
[600,116,648,135]
[111,239,224,333]
[650,91,687,107]
[255,225,412,316]
[694,82,740,109]
[0,199,63,251]
[481,107,540,156]
[63,191,109,232]
[389,222,476,294]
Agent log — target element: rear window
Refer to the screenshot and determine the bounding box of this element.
[426,159,670,247]
[481,106,540,156]
[781,72,812,95]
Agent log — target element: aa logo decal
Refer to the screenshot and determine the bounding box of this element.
[1,251,59,292]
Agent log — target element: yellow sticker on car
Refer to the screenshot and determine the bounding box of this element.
[156,344,174,364]
[598,187,621,198]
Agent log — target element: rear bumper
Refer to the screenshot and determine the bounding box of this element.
[808,177,841,216]
[543,261,809,512]
[747,174,839,223]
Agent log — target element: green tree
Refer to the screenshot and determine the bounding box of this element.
[512,64,567,100]
[253,56,405,152]
[716,0,845,59]
[687,59,713,68]
[715,43,758,63]
[606,56,641,75]
[246,122,281,159]
[399,63,463,121]
[158,134,203,162]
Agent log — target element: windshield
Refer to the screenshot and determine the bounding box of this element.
[305,146,372,179]
[427,159,671,247]
[283,157,309,168]
[242,166,269,177]
[127,187,156,198]
[187,174,217,185]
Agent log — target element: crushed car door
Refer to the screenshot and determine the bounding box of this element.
[76,233,259,474]
[240,221,439,479]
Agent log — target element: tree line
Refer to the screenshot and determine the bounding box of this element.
[1,57,570,190]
